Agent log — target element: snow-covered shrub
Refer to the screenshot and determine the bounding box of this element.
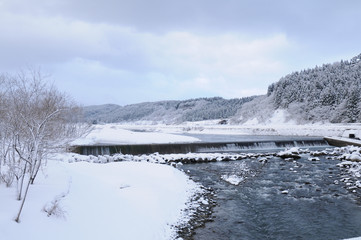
[0,169,15,188]
[43,194,67,219]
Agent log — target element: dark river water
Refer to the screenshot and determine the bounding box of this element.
[180,151,361,240]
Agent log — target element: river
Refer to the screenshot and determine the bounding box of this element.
[179,142,361,240]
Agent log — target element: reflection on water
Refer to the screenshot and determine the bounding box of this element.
[180,153,361,240]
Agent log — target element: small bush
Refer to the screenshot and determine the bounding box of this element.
[0,170,15,188]
[43,194,67,219]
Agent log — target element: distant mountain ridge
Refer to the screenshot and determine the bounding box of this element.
[84,53,361,125]
[83,96,257,124]
[234,53,361,124]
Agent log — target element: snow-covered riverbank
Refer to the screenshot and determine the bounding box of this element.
[0,153,202,240]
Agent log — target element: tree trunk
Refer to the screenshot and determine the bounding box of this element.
[30,158,42,185]
[17,162,28,201]
[15,177,33,223]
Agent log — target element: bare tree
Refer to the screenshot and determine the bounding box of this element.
[0,74,11,183]
[0,69,85,222]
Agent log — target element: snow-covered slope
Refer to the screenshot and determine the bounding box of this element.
[234,53,361,124]
[0,155,201,240]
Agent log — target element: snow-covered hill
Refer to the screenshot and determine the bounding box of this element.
[83,54,361,125]
[83,96,256,124]
[233,53,361,124]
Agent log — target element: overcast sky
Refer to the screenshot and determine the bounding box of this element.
[0,0,360,106]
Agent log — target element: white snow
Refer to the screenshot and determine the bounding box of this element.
[0,154,201,240]
[277,147,301,158]
[266,109,296,125]
[113,122,361,138]
[342,129,361,139]
[243,117,259,126]
[4,118,361,240]
[4,123,361,240]
[349,152,361,162]
[221,174,244,185]
[71,124,201,145]
[308,157,320,161]
[327,136,361,147]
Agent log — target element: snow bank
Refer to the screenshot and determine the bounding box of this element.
[71,124,201,145]
[62,151,261,164]
[0,154,201,240]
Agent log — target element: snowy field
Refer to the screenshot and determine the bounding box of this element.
[71,124,201,145]
[73,122,361,146]
[0,153,201,240]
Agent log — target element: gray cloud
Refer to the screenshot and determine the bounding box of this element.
[4,0,360,33]
[0,0,360,105]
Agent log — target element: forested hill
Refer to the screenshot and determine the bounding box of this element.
[83,96,257,124]
[84,54,361,125]
[235,53,361,124]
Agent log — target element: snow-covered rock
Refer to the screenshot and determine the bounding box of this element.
[277,147,301,159]
[348,152,361,162]
[221,174,245,185]
[308,157,320,161]
[337,161,354,168]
